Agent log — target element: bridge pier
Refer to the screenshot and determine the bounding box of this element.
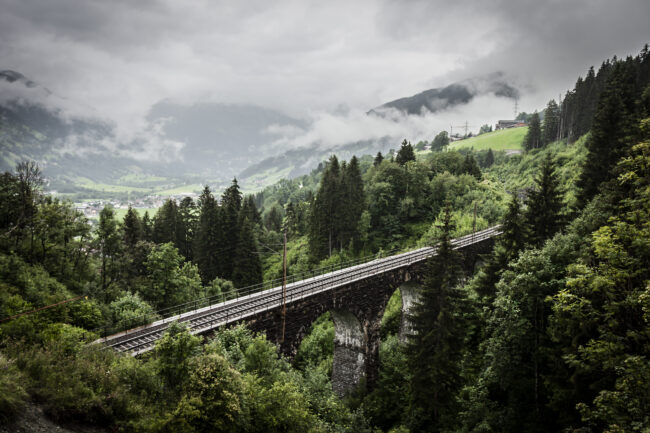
[398,281,422,343]
[331,310,366,397]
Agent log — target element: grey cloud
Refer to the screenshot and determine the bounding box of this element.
[0,0,648,154]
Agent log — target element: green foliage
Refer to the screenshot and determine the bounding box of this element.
[155,321,202,392]
[109,291,158,330]
[294,313,334,374]
[0,352,28,422]
[163,352,244,433]
[142,242,202,309]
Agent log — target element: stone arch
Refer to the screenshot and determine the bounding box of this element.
[330,309,365,397]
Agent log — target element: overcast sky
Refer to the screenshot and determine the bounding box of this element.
[1,0,649,149]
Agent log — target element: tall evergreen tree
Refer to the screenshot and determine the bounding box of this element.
[240,195,262,227]
[524,112,542,151]
[473,193,526,300]
[176,197,197,261]
[141,211,153,242]
[542,99,560,145]
[339,156,365,250]
[152,199,178,244]
[576,61,640,206]
[221,178,243,279]
[95,206,121,302]
[122,206,142,248]
[231,218,263,289]
[373,151,384,167]
[485,148,495,167]
[407,205,468,432]
[525,154,564,246]
[264,205,283,232]
[309,155,341,259]
[395,139,416,165]
[194,186,223,284]
[462,153,482,179]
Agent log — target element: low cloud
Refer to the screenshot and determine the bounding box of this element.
[267,94,517,152]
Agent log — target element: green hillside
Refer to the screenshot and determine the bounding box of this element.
[448,126,527,151]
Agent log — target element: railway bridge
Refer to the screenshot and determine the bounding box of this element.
[98,226,500,396]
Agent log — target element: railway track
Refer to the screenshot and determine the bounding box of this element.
[96,226,501,355]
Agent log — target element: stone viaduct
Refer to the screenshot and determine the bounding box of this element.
[98,227,499,397]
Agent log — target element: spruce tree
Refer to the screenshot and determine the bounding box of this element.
[339,156,365,250]
[309,155,341,259]
[485,148,495,167]
[525,154,564,246]
[542,99,560,145]
[395,139,416,165]
[374,151,384,167]
[152,199,178,244]
[524,112,542,151]
[462,153,482,179]
[194,186,222,284]
[240,195,262,226]
[141,211,153,241]
[95,206,121,302]
[577,61,639,206]
[221,178,242,279]
[231,218,263,289]
[264,206,283,232]
[122,206,142,248]
[473,193,525,299]
[407,205,468,432]
[176,197,197,261]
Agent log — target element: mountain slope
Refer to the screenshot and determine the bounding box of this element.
[373,72,519,116]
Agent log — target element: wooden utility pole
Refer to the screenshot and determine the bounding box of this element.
[281,229,287,344]
[473,202,477,242]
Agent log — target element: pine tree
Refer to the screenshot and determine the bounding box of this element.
[122,206,142,248]
[407,205,468,432]
[231,218,263,289]
[395,139,416,165]
[525,154,564,246]
[542,99,560,145]
[374,151,384,167]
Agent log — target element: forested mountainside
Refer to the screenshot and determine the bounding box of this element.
[1,46,649,433]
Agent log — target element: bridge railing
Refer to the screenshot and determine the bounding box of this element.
[99,225,501,348]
